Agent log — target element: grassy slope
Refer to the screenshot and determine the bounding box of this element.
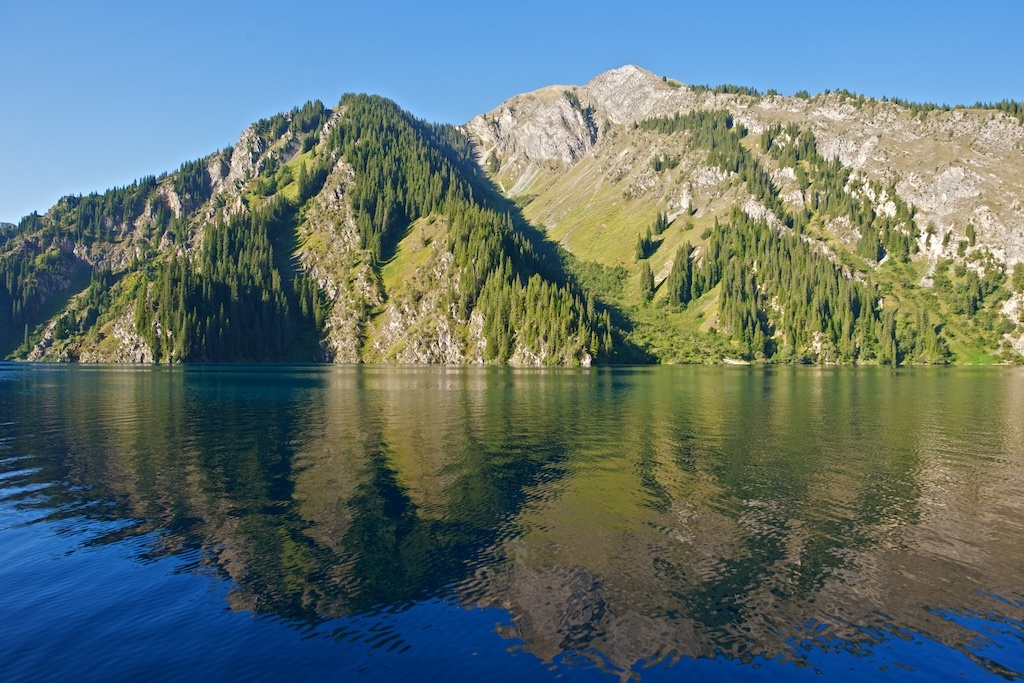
[511,125,748,362]
[507,117,1019,364]
[364,216,451,361]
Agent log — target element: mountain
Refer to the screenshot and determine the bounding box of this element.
[468,66,1024,363]
[1,96,605,365]
[3,66,1023,365]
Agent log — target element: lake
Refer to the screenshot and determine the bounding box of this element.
[1,364,1023,681]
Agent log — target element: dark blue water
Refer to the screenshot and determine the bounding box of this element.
[1,364,1023,681]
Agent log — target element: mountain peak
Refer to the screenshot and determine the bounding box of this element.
[586,64,660,84]
[581,65,689,124]
[590,64,655,80]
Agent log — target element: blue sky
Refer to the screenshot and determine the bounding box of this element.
[2,0,1022,223]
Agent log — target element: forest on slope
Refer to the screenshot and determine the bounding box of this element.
[1,96,607,365]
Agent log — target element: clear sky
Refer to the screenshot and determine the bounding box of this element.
[2,0,1022,223]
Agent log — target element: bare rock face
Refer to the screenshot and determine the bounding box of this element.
[110,314,155,363]
[581,64,692,124]
[153,184,184,218]
[750,97,1024,264]
[296,158,382,362]
[226,126,266,188]
[466,88,598,172]
[206,154,229,195]
[26,319,58,361]
[369,283,487,365]
[72,311,154,364]
[465,66,684,179]
[362,213,490,365]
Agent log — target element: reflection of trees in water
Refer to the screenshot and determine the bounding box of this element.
[470,369,1024,678]
[2,366,1023,678]
[0,367,582,624]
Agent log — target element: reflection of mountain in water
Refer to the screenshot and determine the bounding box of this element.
[472,370,1024,679]
[2,366,1023,678]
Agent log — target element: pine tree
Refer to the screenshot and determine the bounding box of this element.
[665,242,693,307]
[652,211,669,235]
[639,262,655,301]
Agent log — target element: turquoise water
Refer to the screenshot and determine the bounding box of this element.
[1,364,1023,681]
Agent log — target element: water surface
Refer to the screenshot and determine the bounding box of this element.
[1,364,1023,681]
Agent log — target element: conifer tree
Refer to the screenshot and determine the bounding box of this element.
[639,262,655,301]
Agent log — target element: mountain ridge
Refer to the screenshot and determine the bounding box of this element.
[468,65,1024,264]
[3,66,1024,364]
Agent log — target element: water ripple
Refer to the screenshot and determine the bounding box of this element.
[1,366,1023,681]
